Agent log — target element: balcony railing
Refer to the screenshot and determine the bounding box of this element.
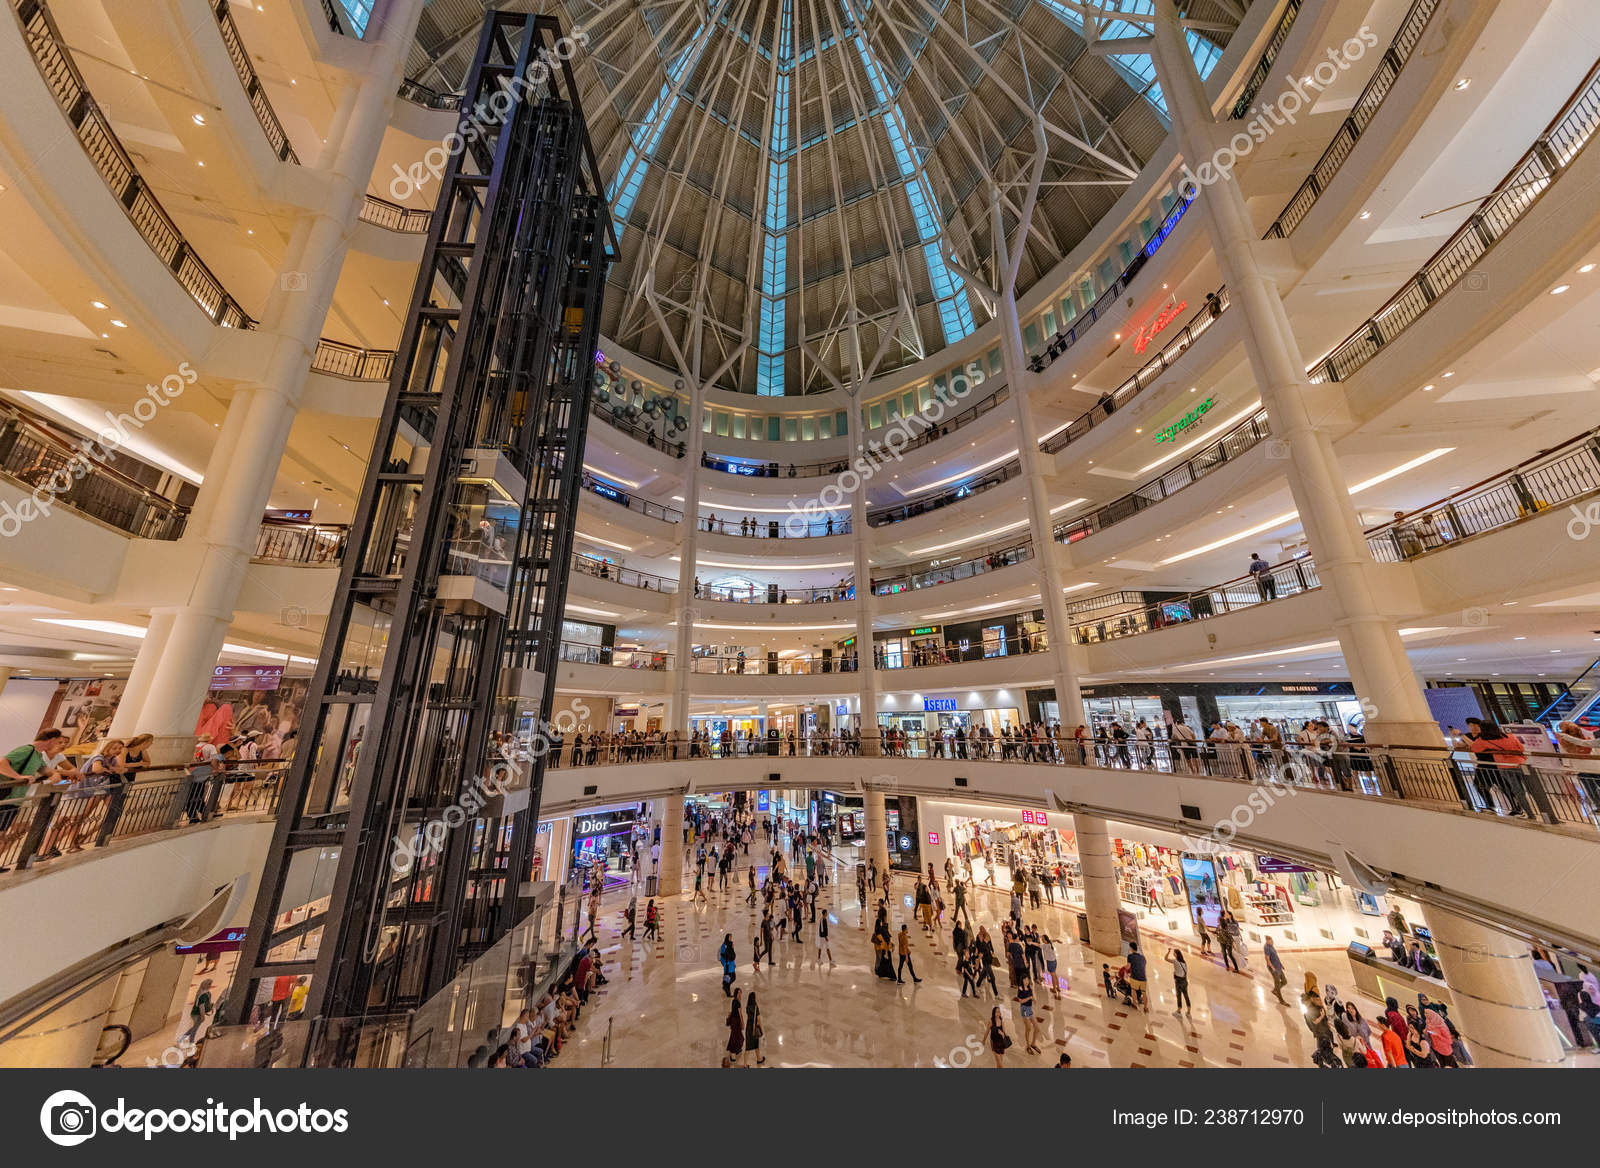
[13,0,255,328]
[571,552,676,593]
[253,520,348,565]
[697,512,847,539]
[1229,0,1302,119]
[398,77,463,110]
[311,339,396,381]
[0,405,189,539]
[591,400,686,457]
[211,0,298,163]
[0,762,286,874]
[878,630,1050,670]
[1263,0,1440,239]
[1053,408,1273,543]
[872,537,1034,596]
[1364,428,1600,562]
[1038,287,1230,455]
[579,474,683,523]
[1028,191,1197,374]
[693,580,853,605]
[898,384,1009,455]
[1309,55,1600,385]
[557,641,671,670]
[866,457,1022,527]
[358,195,433,233]
[1071,555,1321,644]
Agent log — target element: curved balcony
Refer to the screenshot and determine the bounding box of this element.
[1262,0,1441,240]
[895,384,1010,455]
[14,0,253,328]
[1363,426,1600,563]
[691,580,852,605]
[357,194,433,234]
[592,400,686,457]
[210,0,298,163]
[1053,408,1272,544]
[398,77,463,111]
[1310,56,1600,385]
[871,537,1033,597]
[571,552,676,594]
[310,339,395,381]
[1027,192,1198,374]
[1038,287,1229,456]
[867,458,1022,527]
[557,641,672,670]
[0,404,188,540]
[579,473,682,524]
[696,511,848,539]
[1228,0,1302,119]
[1071,555,1321,644]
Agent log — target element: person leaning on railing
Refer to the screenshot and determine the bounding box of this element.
[0,728,68,871]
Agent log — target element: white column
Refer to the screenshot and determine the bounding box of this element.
[657,796,684,897]
[1075,812,1123,956]
[864,788,891,878]
[1147,3,1439,747]
[1422,903,1566,1068]
[850,463,880,754]
[671,385,706,737]
[114,0,425,761]
[994,284,1086,731]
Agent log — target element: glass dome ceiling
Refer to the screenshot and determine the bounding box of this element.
[407,0,1245,394]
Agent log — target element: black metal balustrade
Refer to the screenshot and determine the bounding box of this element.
[12,0,255,328]
[211,0,299,163]
[1071,556,1321,644]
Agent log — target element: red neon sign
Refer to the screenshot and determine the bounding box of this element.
[1132,299,1187,355]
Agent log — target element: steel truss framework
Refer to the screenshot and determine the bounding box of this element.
[231,12,615,1065]
[407,0,1245,395]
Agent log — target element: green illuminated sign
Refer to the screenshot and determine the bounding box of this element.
[909,626,940,636]
[1155,395,1215,444]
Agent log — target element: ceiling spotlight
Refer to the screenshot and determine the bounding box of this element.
[110,319,127,328]
[192,113,206,125]
[1422,384,1434,392]
[91,300,106,309]
[1453,78,1471,91]
[1442,371,1454,378]
[1580,264,1596,274]
[1551,285,1570,295]
[1359,210,1371,219]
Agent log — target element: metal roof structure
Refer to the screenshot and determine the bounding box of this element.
[406,0,1247,394]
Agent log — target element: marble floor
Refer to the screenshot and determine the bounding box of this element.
[558,842,1377,1069]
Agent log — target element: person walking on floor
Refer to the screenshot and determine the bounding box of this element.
[725,988,744,1067]
[1017,973,1042,1054]
[622,895,637,940]
[896,924,922,983]
[745,992,765,1066]
[1263,935,1288,1003]
[989,1006,1012,1068]
[1217,916,1242,973]
[816,910,834,966]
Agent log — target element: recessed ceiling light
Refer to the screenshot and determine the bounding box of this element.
[1514,636,1526,640]
[192,113,206,125]
[1453,78,1470,90]
[110,319,127,327]
[90,300,106,309]
[1581,264,1596,274]
[1552,285,1570,295]
[1114,333,1122,340]
[1442,371,1454,378]
[247,229,254,235]
[1359,210,1371,219]
[1422,384,1434,391]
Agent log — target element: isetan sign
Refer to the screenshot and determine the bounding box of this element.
[1132,299,1187,355]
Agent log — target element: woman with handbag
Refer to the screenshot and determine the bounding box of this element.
[988,1005,1013,1068]
[725,988,744,1066]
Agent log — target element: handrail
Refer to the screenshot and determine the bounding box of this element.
[1229,0,1302,119]
[696,511,847,539]
[1308,54,1600,385]
[358,194,433,233]
[319,0,344,35]
[1362,426,1600,562]
[1071,555,1321,644]
[311,339,396,381]
[898,384,1009,455]
[579,473,683,524]
[571,552,677,593]
[1053,407,1272,543]
[0,761,287,874]
[1263,0,1440,239]
[591,400,686,457]
[867,457,1022,527]
[1027,191,1197,373]
[398,77,463,110]
[211,0,298,163]
[0,406,189,539]
[253,520,348,565]
[692,579,852,605]
[1038,287,1230,455]
[557,640,672,669]
[871,537,1034,595]
[1535,657,1600,723]
[12,0,255,328]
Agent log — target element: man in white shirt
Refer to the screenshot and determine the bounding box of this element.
[1169,718,1199,773]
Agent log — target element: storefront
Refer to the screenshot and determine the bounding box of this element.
[884,794,921,872]
[567,803,649,889]
[1074,681,1360,736]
